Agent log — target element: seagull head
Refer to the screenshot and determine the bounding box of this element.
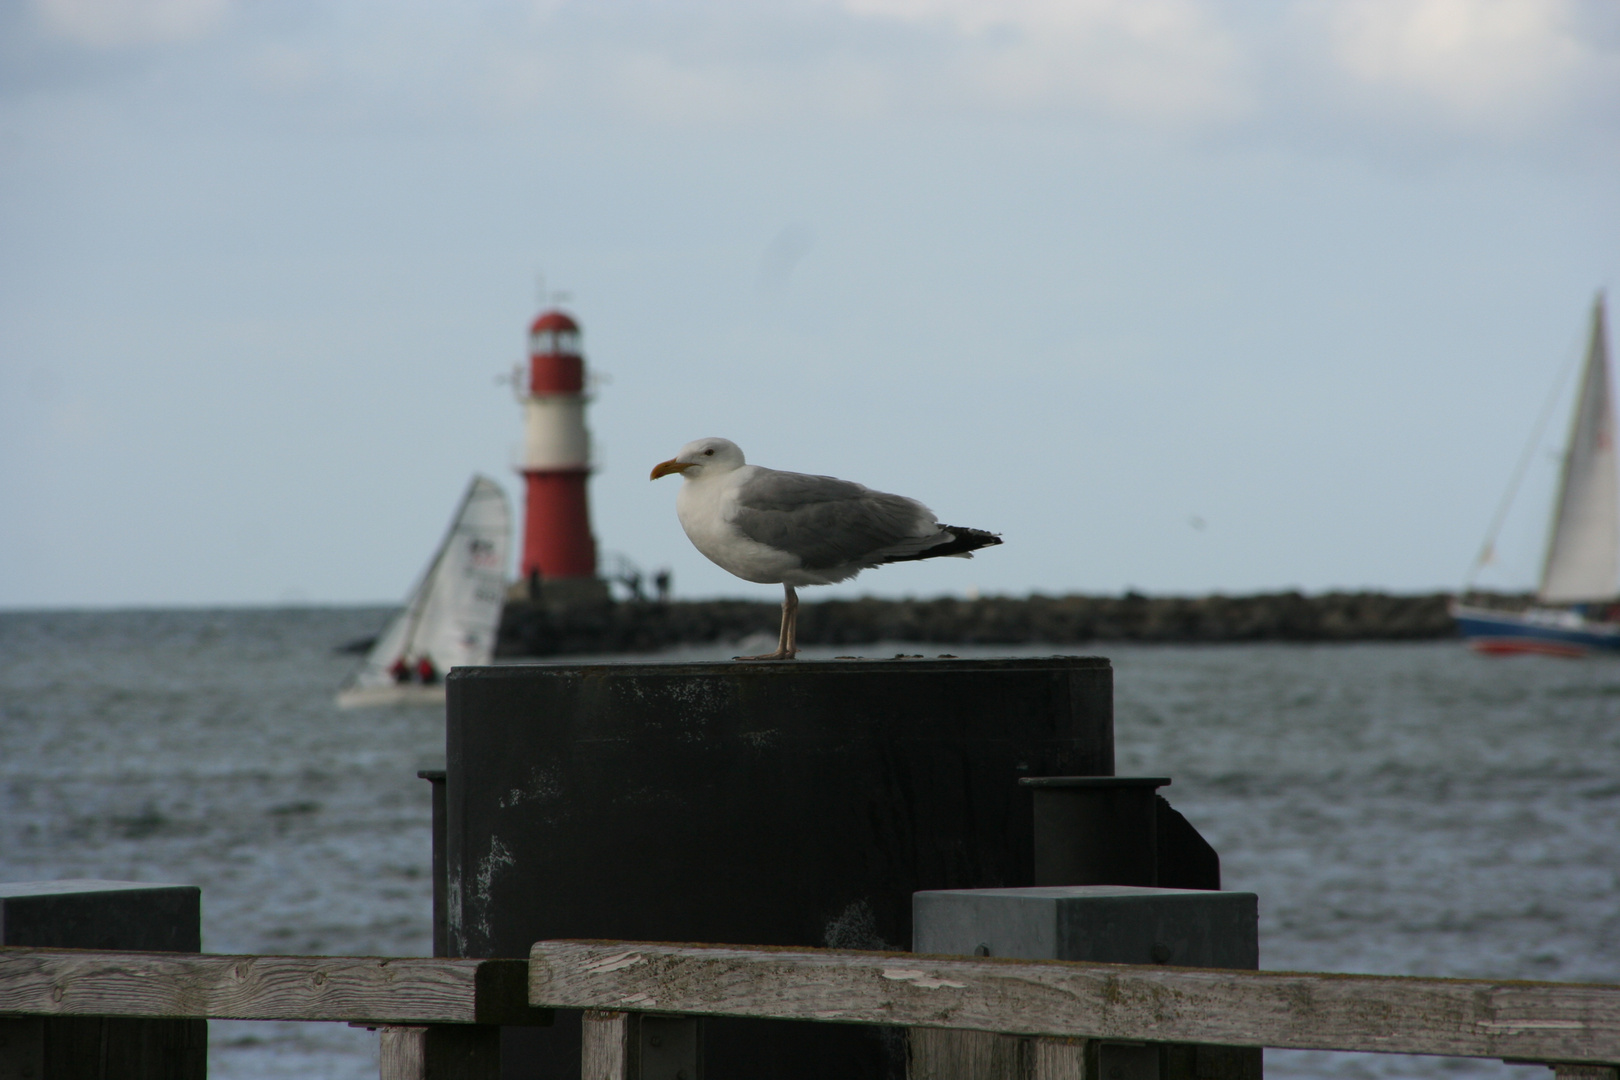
[650,437,746,481]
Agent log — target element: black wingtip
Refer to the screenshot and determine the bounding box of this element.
[881,525,1003,563]
[944,525,1003,548]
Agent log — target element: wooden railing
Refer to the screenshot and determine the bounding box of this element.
[5,942,1620,1079]
[537,942,1620,1080]
[0,949,541,1026]
[0,947,547,1079]
[531,941,1620,1060]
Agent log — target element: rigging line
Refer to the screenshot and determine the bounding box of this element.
[398,480,483,659]
[1463,319,1592,593]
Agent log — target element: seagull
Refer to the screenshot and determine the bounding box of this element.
[651,437,1002,660]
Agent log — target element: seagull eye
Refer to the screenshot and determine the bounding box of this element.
[704,448,715,456]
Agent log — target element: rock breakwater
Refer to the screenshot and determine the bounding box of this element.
[496,590,1460,657]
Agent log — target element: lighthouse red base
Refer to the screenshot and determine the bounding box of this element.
[521,469,597,580]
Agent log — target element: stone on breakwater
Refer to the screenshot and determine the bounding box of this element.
[495,591,1459,658]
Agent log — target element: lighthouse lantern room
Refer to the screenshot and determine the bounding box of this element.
[515,309,600,591]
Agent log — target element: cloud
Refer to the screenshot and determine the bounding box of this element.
[15,0,1616,153]
[1312,0,1620,132]
[32,0,230,48]
[839,0,1253,122]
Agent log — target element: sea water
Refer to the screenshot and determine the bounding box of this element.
[2,607,1618,1080]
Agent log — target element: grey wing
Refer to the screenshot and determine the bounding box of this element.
[731,469,938,570]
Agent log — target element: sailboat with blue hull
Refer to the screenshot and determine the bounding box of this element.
[1453,296,1620,656]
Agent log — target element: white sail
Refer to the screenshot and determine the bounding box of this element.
[337,475,512,707]
[1539,296,1618,603]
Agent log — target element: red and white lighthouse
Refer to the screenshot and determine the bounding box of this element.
[516,309,598,585]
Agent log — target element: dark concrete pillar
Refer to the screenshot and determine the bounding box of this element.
[0,880,206,1079]
[444,656,1113,1080]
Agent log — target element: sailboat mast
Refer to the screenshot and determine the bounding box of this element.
[395,480,481,659]
[1538,294,1618,604]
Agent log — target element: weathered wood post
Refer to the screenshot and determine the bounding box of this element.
[377,1024,502,1080]
[445,657,1114,1080]
[0,880,205,1079]
[582,1011,636,1080]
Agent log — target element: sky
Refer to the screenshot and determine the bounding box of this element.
[2,0,1618,608]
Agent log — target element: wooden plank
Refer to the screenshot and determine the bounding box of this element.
[1030,1037,1086,1080]
[381,1027,431,1080]
[907,1029,1088,1080]
[379,1025,502,1080]
[582,1010,635,1080]
[0,948,548,1026]
[909,1029,1027,1080]
[528,941,1620,1066]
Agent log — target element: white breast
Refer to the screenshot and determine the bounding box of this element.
[675,466,801,585]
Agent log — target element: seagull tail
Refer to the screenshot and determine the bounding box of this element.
[880,526,1003,564]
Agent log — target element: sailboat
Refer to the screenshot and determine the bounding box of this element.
[337,475,513,706]
[1453,295,1620,656]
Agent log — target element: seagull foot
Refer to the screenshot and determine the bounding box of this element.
[734,584,800,660]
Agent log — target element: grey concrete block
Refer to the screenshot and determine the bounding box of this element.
[913,885,1258,969]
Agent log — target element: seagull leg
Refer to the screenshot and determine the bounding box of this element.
[736,584,800,661]
[774,586,793,654]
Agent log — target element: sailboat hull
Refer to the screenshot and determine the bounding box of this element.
[335,683,447,709]
[1451,603,1620,657]
[1461,297,1618,655]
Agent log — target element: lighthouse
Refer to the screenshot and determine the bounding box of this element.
[514,308,602,601]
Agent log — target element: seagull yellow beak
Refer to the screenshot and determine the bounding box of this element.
[650,459,695,480]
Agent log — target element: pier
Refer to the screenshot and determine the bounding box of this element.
[495,591,1460,657]
[3,656,1612,1078]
